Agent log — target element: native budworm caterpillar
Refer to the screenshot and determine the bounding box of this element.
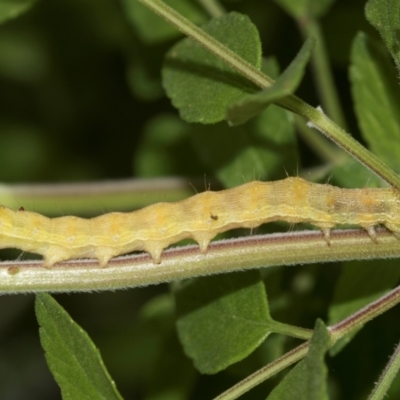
[0,177,399,267]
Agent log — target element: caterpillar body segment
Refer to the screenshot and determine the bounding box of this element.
[0,177,400,267]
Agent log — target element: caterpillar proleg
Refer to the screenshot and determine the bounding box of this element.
[0,177,399,267]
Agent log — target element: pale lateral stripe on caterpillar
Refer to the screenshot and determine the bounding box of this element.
[0,177,399,267]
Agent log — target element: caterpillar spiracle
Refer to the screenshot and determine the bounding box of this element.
[0,177,399,267]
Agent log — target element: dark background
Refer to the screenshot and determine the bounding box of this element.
[0,1,395,399]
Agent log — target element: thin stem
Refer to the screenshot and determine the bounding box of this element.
[368,339,400,400]
[280,96,400,189]
[215,283,400,400]
[270,320,313,340]
[297,14,347,129]
[330,284,400,343]
[1,228,400,293]
[214,342,309,400]
[137,0,400,189]
[137,0,273,88]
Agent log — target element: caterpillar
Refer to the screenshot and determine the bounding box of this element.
[0,177,399,267]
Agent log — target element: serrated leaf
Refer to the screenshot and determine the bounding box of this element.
[162,12,262,124]
[0,0,36,24]
[328,260,400,355]
[174,271,274,374]
[366,0,400,68]
[227,36,316,125]
[350,32,400,173]
[35,293,123,400]
[267,320,330,400]
[121,0,207,44]
[273,0,336,18]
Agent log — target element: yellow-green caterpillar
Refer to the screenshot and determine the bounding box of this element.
[0,177,398,267]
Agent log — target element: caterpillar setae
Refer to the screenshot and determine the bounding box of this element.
[0,177,399,267]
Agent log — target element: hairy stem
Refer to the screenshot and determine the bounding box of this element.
[330,284,400,342]
[214,342,309,400]
[1,229,400,293]
[278,96,400,188]
[215,283,400,400]
[367,339,400,400]
[138,0,273,88]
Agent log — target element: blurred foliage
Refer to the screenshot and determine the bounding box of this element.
[1,0,400,399]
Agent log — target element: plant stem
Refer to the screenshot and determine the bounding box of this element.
[138,0,273,88]
[297,14,347,129]
[367,339,400,400]
[214,342,309,400]
[329,284,400,343]
[271,320,313,340]
[137,0,400,189]
[1,229,400,293]
[279,96,400,189]
[215,283,400,400]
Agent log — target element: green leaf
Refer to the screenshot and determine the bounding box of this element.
[35,293,123,400]
[227,36,316,125]
[0,0,36,24]
[121,0,207,43]
[350,32,400,173]
[174,271,274,374]
[162,12,262,124]
[365,0,400,68]
[273,0,336,18]
[267,319,330,400]
[328,260,400,355]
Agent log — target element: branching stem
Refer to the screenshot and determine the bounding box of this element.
[137,0,400,189]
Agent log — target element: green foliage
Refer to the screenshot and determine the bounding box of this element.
[328,260,400,355]
[174,271,272,374]
[365,0,400,69]
[350,31,400,173]
[162,12,262,123]
[35,293,123,400]
[122,0,207,43]
[226,36,316,126]
[266,320,330,400]
[1,0,400,399]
